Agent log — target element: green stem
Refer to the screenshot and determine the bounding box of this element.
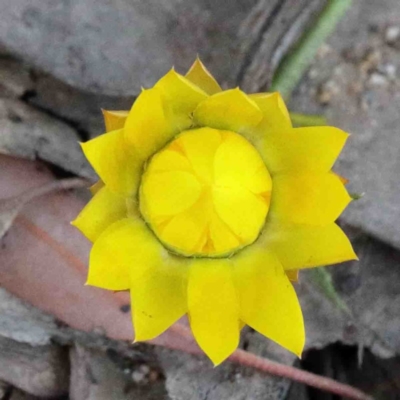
[271,0,352,99]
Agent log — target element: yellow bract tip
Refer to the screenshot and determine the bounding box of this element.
[185,58,222,95]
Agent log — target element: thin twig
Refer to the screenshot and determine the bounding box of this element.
[169,324,373,400]
[230,349,373,400]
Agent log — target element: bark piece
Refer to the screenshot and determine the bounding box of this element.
[9,389,42,400]
[0,54,131,137]
[0,56,33,98]
[0,288,58,347]
[29,73,133,138]
[238,0,325,92]
[70,344,168,400]
[0,0,323,95]
[0,99,95,180]
[0,336,69,398]
[156,334,295,400]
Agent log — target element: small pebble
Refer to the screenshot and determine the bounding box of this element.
[139,364,150,374]
[131,364,151,384]
[360,90,374,110]
[334,65,344,76]
[149,370,160,382]
[132,370,147,383]
[234,372,242,381]
[308,68,319,79]
[383,63,397,79]
[385,25,400,44]
[359,50,381,75]
[368,72,388,87]
[316,43,331,59]
[318,80,339,104]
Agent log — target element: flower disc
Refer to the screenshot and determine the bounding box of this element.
[139,127,272,257]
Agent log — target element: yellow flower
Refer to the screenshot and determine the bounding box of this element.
[72,58,357,365]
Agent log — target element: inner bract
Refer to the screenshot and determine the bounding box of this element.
[139,127,272,257]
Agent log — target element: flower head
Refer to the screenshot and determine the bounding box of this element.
[72,58,357,365]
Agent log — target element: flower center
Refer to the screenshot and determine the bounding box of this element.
[139,127,272,257]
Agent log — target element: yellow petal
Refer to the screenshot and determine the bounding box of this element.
[249,92,292,133]
[159,192,211,255]
[89,180,104,196]
[127,219,188,341]
[233,247,305,357]
[188,259,239,365]
[177,127,222,183]
[214,131,272,194]
[265,222,358,270]
[256,126,349,174]
[193,88,263,133]
[270,172,351,225]
[140,170,203,218]
[185,58,222,95]
[81,129,142,196]
[72,186,127,242]
[146,149,192,173]
[92,215,156,288]
[102,110,129,132]
[89,217,188,336]
[87,219,133,291]
[125,218,188,341]
[249,168,273,197]
[208,213,241,255]
[131,260,188,341]
[213,185,268,244]
[155,69,208,130]
[124,88,176,160]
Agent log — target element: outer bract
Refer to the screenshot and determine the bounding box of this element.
[72,58,357,365]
